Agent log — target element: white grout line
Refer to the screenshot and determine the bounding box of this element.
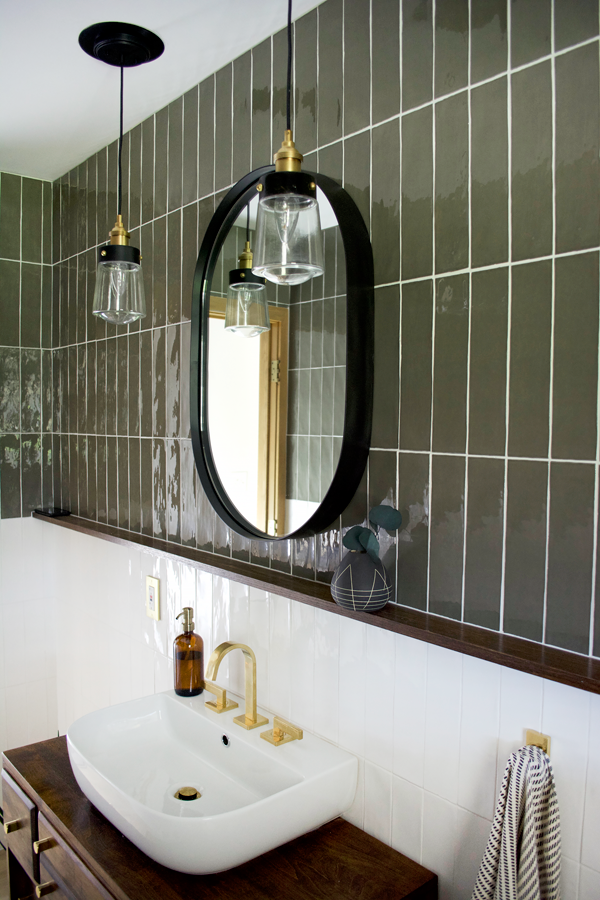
[426,0,436,616]
[461,0,472,626]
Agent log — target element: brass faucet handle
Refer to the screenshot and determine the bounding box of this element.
[203,680,239,714]
[260,716,304,746]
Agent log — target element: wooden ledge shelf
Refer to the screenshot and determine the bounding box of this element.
[33,512,600,695]
[3,737,437,900]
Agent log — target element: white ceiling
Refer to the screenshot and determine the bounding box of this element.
[0,0,324,182]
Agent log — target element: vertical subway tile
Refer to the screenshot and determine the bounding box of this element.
[372,120,400,286]
[251,39,271,171]
[106,436,118,526]
[167,211,181,324]
[552,253,598,461]
[464,456,505,630]
[129,123,141,231]
[471,77,508,267]
[153,216,167,328]
[96,437,107,523]
[77,345,87,436]
[141,116,154,225]
[369,449,398,579]
[196,476,215,553]
[182,87,199,206]
[0,435,21,517]
[139,330,153,437]
[76,254,86,344]
[343,131,371,232]
[232,52,251,182]
[372,285,400,449]
[116,336,128,437]
[107,142,118,243]
[435,92,469,273]
[0,349,20,432]
[128,334,139,438]
[118,436,129,530]
[397,452,430,610]
[166,325,180,438]
[140,222,153,327]
[546,462,595,653]
[96,339,106,435]
[42,181,53,266]
[180,321,191,440]
[294,11,317,153]
[468,267,508,456]
[21,435,42,515]
[168,96,183,213]
[343,0,370,133]
[154,106,168,219]
[153,327,166,438]
[402,0,433,111]
[167,439,181,543]
[429,453,465,620]
[215,64,233,191]
[471,0,508,83]
[504,460,548,642]
[41,350,53,433]
[0,260,20,347]
[432,273,469,453]
[68,346,77,435]
[555,44,600,253]
[21,350,41,433]
[554,0,599,51]
[317,0,343,147]
[511,0,551,67]
[129,438,140,532]
[401,108,433,280]
[273,27,288,149]
[508,261,552,458]
[42,432,53,509]
[372,0,400,123]
[181,202,198,323]
[41,264,52,349]
[153,438,166,539]
[140,438,153,535]
[105,339,116,435]
[181,441,196,547]
[86,342,96,436]
[21,263,41,348]
[21,178,42,263]
[511,62,553,261]
[199,76,215,198]
[435,0,468,98]
[96,147,108,243]
[0,173,21,260]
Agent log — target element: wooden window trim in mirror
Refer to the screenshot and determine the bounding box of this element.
[191,166,374,540]
[208,297,289,537]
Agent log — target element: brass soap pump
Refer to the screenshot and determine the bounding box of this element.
[173,607,204,697]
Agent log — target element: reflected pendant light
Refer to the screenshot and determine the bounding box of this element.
[225,207,269,337]
[252,0,324,286]
[79,22,164,324]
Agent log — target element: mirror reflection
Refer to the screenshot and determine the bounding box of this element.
[207,191,347,537]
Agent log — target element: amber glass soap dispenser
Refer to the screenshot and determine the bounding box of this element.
[174,607,204,696]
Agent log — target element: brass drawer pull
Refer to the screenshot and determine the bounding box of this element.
[3,818,21,834]
[35,883,58,897]
[34,838,56,854]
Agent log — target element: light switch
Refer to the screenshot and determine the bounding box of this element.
[146,576,160,620]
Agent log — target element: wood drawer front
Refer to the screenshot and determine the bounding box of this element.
[37,813,116,900]
[2,768,39,882]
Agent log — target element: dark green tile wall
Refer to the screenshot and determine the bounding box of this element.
[2,0,600,658]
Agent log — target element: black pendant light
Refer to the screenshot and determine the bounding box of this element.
[252,0,324,286]
[224,206,269,337]
[79,22,164,324]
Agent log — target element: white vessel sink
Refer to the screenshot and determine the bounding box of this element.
[67,691,357,874]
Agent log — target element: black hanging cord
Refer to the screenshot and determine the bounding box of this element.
[286,0,292,132]
[117,66,124,217]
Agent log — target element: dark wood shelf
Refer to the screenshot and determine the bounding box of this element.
[33,512,600,695]
[3,737,437,900]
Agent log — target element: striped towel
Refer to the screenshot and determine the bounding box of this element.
[472,745,561,900]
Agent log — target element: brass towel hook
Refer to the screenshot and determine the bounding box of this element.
[525,729,551,756]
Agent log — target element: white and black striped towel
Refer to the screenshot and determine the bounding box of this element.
[472,745,561,900]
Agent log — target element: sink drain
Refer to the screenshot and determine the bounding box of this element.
[174,787,201,801]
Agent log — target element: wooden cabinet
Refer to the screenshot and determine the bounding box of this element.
[2,737,437,900]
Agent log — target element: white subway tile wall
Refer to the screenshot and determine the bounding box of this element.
[2,517,599,899]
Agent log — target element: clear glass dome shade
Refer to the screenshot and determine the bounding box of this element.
[252,192,324,286]
[224,279,270,338]
[93,257,146,325]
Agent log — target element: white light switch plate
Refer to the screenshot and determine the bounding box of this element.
[146,576,160,620]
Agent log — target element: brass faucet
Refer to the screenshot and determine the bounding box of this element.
[205,642,269,730]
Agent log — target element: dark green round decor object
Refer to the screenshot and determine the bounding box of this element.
[330,551,392,612]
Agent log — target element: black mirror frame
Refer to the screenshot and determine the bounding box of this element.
[190,165,374,541]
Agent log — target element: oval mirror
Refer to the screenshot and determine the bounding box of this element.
[190,166,374,540]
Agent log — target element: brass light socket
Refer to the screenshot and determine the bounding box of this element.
[274,129,303,173]
[109,214,130,246]
[238,241,253,269]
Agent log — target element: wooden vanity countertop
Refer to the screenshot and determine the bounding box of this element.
[3,737,437,900]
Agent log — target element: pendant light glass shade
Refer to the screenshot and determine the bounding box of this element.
[93,245,146,325]
[225,240,269,338]
[252,182,323,286]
